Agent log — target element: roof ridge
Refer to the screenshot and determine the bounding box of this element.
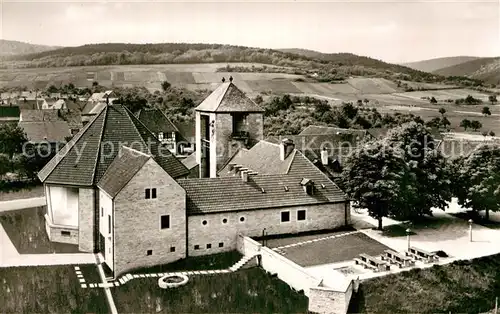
[90,105,109,184]
[37,104,107,182]
[121,145,152,157]
[121,105,153,155]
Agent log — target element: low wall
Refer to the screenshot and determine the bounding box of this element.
[0,197,46,212]
[309,281,354,314]
[237,234,354,314]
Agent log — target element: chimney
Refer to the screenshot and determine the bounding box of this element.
[280,138,295,161]
[321,147,329,165]
[241,170,249,182]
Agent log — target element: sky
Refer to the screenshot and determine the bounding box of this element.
[1,0,499,63]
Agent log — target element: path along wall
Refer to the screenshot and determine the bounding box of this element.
[237,234,354,313]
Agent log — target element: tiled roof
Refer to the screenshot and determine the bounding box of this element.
[181,153,198,170]
[195,82,264,113]
[299,125,368,138]
[266,134,361,152]
[176,121,195,143]
[38,104,189,186]
[218,141,294,176]
[97,146,151,198]
[17,99,45,110]
[19,121,70,143]
[179,153,346,215]
[20,109,59,122]
[0,106,20,118]
[137,109,185,140]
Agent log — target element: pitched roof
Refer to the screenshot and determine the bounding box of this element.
[179,152,346,215]
[195,82,264,113]
[82,102,106,115]
[97,146,151,198]
[181,153,198,170]
[218,141,294,176]
[17,98,46,110]
[38,104,189,186]
[20,109,59,122]
[136,109,182,137]
[19,121,70,143]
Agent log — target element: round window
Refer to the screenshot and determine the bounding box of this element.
[202,220,207,225]
[222,218,228,224]
[240,217,245,222]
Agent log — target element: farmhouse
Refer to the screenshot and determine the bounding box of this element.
[38,82,350,278]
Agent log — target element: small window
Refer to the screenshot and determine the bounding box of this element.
[101,207,103,217]
[281,211,290,223]
[202,220,207,225]
[61,230,71,236]
[108,215,111,234]
[147,250,152,256]
[161,215,170,229]
[222,218,227,224]
[240,217,245,222]
[206,243,212,249]
[145,188,151,199]
[170,247,176,252]
[194,245,200,250]
[219,242,224,248]
[152,188,157,199]
[297,210,306,221]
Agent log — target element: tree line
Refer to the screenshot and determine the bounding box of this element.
[342,122,500,229]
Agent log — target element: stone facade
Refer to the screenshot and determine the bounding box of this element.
[187,202,349,256]
[308,283,353,314]
[78,187,95,252]
[112,159,186,277]
[45,213,79,245]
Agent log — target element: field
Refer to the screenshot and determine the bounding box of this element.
[349,254,500,313]
[112,267,308,313]
[0,265,109,313]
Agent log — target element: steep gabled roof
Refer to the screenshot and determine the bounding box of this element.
[97,146,151,198]
[19,121,70,143]
[136,109,183,139]
[195,82,264,113]
[218,141,294,176]
[38,104,189,186]
[179,150,346,215]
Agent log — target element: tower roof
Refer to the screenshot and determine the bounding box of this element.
[38,104,189,186]
[195,82,264,113]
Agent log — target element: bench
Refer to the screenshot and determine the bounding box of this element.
[381,249,415,268]
[406,246,439,263]
[354,253,390,272]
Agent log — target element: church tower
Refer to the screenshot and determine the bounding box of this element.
[195,81,264,178]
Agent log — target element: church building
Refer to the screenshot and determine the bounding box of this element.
[38,82,350,278]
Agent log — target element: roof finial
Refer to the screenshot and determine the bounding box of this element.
[229,76,233,82]
[222,77,226,83]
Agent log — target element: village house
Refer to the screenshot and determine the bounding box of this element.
[38,82,350,278]
[18,109,71,151]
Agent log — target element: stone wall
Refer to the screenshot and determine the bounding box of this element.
[78,187,95,252]
[187,202,347,256]
[308,283,353,314]
[113,159,186,277]
[45,213,79,245]
[246,113,264,146]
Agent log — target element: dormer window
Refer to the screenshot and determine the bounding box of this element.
[300,178,315,196]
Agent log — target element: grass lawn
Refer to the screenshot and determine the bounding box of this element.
[112,267,308,313]
[349,253,500,313]
[278,233,390,267]
[0,207,81,254]
[129,251,242,275]
[0,183,44,201]
[0,265,109,313]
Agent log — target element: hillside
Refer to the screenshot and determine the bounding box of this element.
[2,42,455,84]
[0,39,59,56]
[434,57,500,85]
[402,56,480,73]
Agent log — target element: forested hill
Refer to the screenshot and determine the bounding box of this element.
[0,39,59,56]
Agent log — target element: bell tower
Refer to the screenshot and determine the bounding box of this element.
[195,80,264,178]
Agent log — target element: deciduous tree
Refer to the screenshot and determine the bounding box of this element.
[460,119,471,131]
[0,124,27,159]
[342,141,412,230]
[457,144,500,220]
[470,120,482,131]
[482,106,491,116]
